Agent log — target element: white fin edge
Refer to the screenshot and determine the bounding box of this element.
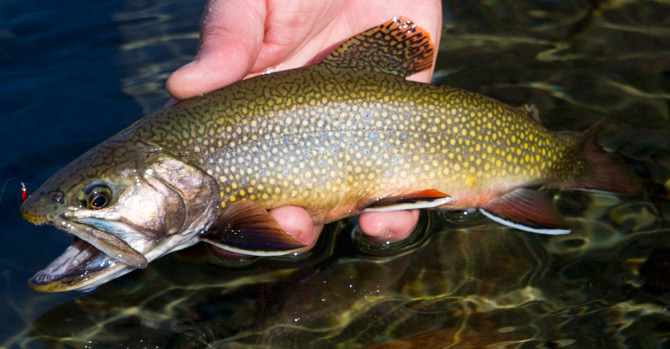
[201,239,302,257]
[479,209,571,235]
[363,197,453,213]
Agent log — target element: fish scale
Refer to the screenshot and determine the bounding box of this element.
[20,17,639,292]
[138,64,581,222]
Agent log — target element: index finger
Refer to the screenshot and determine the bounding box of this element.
[166,0,267,100]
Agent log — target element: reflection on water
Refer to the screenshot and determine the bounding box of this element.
[1,0,669,347]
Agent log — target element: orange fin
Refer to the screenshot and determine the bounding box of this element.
[363,189,451,212]
[322,16,435,77]
[201,201,305,256]
[480,188,571,235]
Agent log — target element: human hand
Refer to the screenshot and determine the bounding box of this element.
[167,0,442,252]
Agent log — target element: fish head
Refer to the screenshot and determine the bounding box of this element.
[20,140,219,292]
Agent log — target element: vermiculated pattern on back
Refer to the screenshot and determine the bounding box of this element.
[140,63,582,222]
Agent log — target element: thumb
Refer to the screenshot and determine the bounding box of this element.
[166,0,266,100]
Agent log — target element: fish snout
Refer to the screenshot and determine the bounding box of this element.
[19,190,65,224]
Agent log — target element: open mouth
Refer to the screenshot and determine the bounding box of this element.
[29,236,121,291]
[28,217,144,292]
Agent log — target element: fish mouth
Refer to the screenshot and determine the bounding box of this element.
[29,236,131,292]
[28,216,147,292]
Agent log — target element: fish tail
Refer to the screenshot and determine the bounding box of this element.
[565,119,642,194]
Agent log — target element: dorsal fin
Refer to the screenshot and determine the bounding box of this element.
[322,17,435,77]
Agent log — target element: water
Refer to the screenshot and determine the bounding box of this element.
[1,0,669,347]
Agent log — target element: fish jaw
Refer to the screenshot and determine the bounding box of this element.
[19,192,152,291]
[20,143,220,292]
[28,235,133,292]
[26,211,211,292]
[22,178,217,292]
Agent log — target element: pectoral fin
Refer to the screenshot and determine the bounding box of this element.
[479,188,571,235]
[201,201,306,256]
[363,189,451,212]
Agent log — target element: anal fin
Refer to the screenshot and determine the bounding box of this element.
[201,201,305,256]
[363,189,451,213]
[479,188,570,235]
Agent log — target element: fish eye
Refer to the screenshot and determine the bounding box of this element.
[78,184,113,210]
[89,191,110,209]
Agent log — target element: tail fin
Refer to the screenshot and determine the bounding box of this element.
[569,120,642,195]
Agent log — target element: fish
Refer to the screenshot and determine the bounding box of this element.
[19,17,640,292]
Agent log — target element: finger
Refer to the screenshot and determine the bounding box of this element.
[166,0,267,100]
[358,210,420,243]
[250,1,338,72]
[269,206,323,252]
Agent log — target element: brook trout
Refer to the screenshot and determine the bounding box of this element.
[20,17,639,292]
